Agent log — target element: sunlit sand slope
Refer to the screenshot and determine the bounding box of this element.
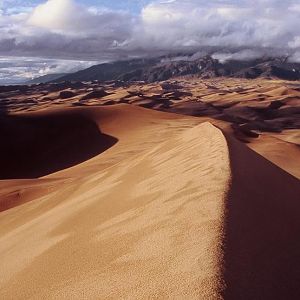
[0,105,300,299]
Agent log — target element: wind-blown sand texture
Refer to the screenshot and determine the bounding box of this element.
[1,77,299,178]
[0,78,300,299]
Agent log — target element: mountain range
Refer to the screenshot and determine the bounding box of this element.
[29,55,300,84]
[27,73,68,84]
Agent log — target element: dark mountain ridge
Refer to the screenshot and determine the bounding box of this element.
[27,73,68,84]
[46,55,300,84]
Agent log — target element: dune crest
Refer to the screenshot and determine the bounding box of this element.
[0,105,300,299]
[0,120,230,299]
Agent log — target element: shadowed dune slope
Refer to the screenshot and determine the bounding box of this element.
[0,105,299,299]
[247,135,300,179]
[0,109,118,179]
[223,134,300,299]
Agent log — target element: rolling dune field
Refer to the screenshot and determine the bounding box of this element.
[0,78,300,299]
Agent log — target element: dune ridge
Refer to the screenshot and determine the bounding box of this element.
[2,77,299,180]
[0,105,300,299]
[223,132,300,299]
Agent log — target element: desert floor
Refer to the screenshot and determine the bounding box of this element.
[0,78,300,299]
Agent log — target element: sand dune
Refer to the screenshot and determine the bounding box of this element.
[0,110,117,179]
[5,77,300,181]
[224,132,300,299]
[0,104,300,299]
[247,134,300,179]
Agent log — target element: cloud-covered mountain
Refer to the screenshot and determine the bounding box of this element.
[38,55,299,83]
[0,0,299,82]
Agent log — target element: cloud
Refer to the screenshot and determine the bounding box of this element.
[211,50,267,63]
[0,0,299,82]
[0,56,101,84]
[28,0,77,30]
[0,0,135,60]
[0,0,299,59]
[289,52,300,63]
[134,0,300,54]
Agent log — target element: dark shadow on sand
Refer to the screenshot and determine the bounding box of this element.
[0,111,118,179]
[222,132,300,299]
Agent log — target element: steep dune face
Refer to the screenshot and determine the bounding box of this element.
[0,105,299,299]
[0,110,117,179]
[223,134,300,299]
[247,134,300,179]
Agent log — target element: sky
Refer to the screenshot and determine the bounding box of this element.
[0,0,299,83]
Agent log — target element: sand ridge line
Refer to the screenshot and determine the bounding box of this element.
[0,120,231,299]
